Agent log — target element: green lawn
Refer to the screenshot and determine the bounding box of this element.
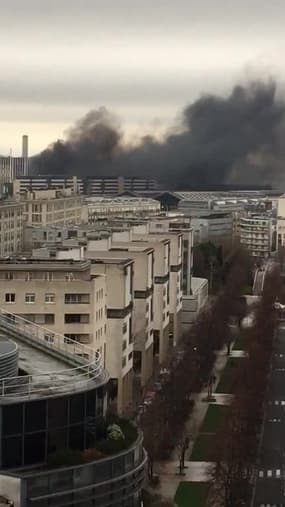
[190,434,217,461]
[200,404,229,433]
[215,357,241,394]
[174,481,209,507]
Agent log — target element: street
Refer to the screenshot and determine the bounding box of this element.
[253,321,285,506]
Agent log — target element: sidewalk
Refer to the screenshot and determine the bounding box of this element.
[149,345,231,501]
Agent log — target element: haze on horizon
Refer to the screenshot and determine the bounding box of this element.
[1,0,285,155]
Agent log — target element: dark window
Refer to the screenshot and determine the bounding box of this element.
[69,424,84,450]
[65,314,89,324]
[2,436,22,468]
[2,405,23,436]
[24,432,46,465]
[48,428,67,455]
[5,293,15,303]
[25,401,46,432]
[70,394,85,424]
[48,397,68,429]
[86,390,97,417]
[44,314,54,324]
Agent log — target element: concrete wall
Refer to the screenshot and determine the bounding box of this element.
[0,475,22,507]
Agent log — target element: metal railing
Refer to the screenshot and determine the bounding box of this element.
[0,308,105,399]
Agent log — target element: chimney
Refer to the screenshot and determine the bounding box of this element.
[22,135,28,158]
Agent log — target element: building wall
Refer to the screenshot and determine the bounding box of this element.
[0,266,107,361]
[240,215,275,258]
[87,247,155,385]
[0,203,24,256]
[90,260,134,414]
[23,194,87,227]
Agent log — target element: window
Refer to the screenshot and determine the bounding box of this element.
[4,272,13,280]
[128,352,133,361]
[122,322,128,334]
[5,293,15,303]
[65,294,90,304]
[45,293,55,304]
[122,357,126,368]
[44,314,55,325]
[129,317,133,344]
[25,272,33,281]
[64,314,89,324]
[25,293,35,304]
[44,272,53,281]
[65,272,74,281]
[122,340,127,351]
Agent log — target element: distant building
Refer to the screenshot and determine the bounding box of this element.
[85,175,157,195]
[0,136,29,192]
[277,195,285,250]
[12,175,83,197]
[22,189,88,226]
[87,196,160,220]
[0,200,24,256]
[240,215,276,258]
[191,213,233,244]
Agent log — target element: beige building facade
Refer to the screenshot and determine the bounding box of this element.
[0,259,107,363]
[87,243,155,387]
[22,189,87,226]
[0,201,24,256]
[90,258,134,414]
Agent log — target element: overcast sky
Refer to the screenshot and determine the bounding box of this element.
[1,0,285,155]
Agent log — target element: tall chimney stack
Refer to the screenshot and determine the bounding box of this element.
[22,135,28,158]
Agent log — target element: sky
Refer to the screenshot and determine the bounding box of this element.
[1,0,285,155]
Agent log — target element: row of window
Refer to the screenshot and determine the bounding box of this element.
[4,293,91,304]
[2,272,76,281]
[122,351,133,368]
[96,288,104,302]
[95,327,105,340]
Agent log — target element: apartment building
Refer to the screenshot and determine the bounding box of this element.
[23,223,110,250]
[0,258,107,361]
[130,228,183,347]
[87,196,160,221]
[87,242,155,387]
[85,175,157,195]
[240,215,276,258]
[103,215,194,296]
[190,213,233,245]
[108,232,170,364]
[12,175,83,196]
[0,200,24,256]
[277,196,285,250]
[22,189,88,226]
[90,257,134,414]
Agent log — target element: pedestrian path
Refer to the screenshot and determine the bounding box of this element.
[151,346,230,500]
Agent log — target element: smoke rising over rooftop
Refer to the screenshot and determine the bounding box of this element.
[34,81,285,187]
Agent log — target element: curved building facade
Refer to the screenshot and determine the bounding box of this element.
[0,311,146,507]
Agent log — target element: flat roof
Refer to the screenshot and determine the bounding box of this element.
[90,257,134,266]
[0,258,90,271]
[0,335,107,404]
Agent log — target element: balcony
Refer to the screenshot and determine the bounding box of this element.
[18,422,146,507]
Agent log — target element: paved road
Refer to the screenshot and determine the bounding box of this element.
[253,322,285,506]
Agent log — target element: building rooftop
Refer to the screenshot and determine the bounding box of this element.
[90,257,134,266]
[0,258,90,271]
[0,313,107,404]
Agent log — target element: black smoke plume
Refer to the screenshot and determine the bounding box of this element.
[34,81,285,187]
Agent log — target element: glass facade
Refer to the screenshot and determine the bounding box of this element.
[24,437,146,507]
[0,386,105,469]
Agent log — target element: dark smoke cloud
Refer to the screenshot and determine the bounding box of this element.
[34,80,285,187]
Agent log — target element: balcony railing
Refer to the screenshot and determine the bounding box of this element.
[0,308,106,399]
